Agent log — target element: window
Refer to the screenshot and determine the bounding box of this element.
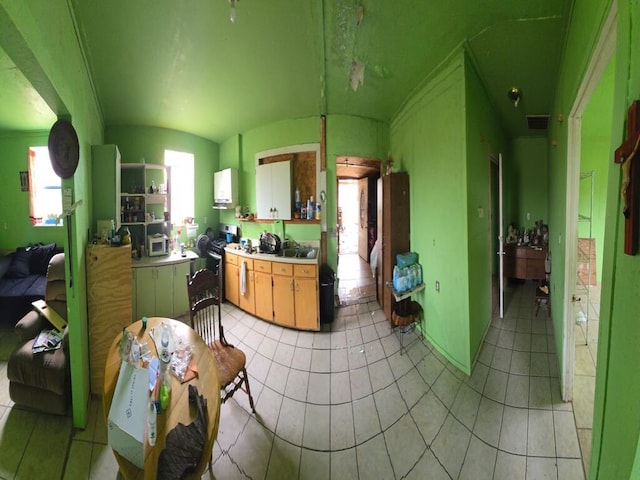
[29,146,62,226]
[164,150,194,225]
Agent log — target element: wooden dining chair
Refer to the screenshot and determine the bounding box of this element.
[186,269,255,412]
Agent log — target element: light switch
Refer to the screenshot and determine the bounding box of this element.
[478,207,484,218]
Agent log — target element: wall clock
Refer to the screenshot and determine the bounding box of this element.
[48,119,79,179]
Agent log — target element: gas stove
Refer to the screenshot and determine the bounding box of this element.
[209,238,227,255]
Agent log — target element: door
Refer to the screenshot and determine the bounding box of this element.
[498,153,504,318]
[225,262,239,306]
[135,267,156,318]
[172,261,191,317]
[272,275,295,327]
[254,271,273,320]
[357,178,368,261]
[294,277,318,329]
[154,266,174,317]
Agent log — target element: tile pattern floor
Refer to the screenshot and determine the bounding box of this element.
[0,254,587,479]
[573,283,600,476]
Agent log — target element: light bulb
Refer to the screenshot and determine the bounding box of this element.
[229,0,237,23]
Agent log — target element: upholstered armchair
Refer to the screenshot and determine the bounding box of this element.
[7,253,70,415]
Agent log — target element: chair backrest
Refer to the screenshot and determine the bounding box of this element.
[186,269,222,347]
[46,253,67,321]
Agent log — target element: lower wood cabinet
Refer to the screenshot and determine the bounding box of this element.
[254,260,274,321]
[238,258,255,315]
[273,263,296,328]
[225,252,318,330]
[225,253,239,306]
[293,264,318,330]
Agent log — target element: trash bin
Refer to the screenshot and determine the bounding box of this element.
[319,264,335,324]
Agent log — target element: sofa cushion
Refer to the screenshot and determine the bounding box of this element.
[7,340,68,396]
[5,248,32,278]
[29,243,58,275]
[0,253,13,279]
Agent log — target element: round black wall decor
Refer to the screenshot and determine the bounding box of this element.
[48,119,79,179]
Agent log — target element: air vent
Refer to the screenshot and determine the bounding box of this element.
[527,114,550,130]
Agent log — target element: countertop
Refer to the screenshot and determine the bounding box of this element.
[131,249,199,268]
[224,245,319,265]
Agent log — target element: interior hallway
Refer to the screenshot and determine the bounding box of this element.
[0,260,586,479]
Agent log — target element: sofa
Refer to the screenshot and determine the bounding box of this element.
[7,252,70,415]
[0,243,63,325]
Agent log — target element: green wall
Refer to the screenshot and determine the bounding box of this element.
[1,1,105,428]
[217,115,387,272]
[0,131,64,250]
[546,0,640,478]
[464,52,508,364]
[592,2,640,477]
[390,51,471,373]
[104,126,219,246]
[507,137,549,229]
[579,57,615,285]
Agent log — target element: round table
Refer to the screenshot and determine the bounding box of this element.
[102,317,220,480]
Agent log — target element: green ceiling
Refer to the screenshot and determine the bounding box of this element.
[1,0,569,141]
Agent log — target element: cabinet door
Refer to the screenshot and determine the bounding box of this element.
[134,267,156,318]
[172,261,191,317]
[254,271,273,321]
[270,161,292,220]
[295,277,318,330]
[256,161,292,220]
[238,262,255,315]
[272,275,295,327]
[154,265,174,318]
[225,263,239,306]
[256,164,273,220]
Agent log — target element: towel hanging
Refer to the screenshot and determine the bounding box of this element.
[240,260,247,296]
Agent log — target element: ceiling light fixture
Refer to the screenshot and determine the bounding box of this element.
[508,87,522,108]
[229,0,238,23]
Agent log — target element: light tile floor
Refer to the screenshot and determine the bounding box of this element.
[0,255,586,479]
[573,283,600,476]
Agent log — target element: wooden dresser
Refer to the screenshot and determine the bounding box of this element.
[503,244,547,281]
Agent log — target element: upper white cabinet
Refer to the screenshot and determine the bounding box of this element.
[213,167,239,209]
[256,161,291,220]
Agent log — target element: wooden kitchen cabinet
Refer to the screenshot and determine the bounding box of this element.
[238,257,255,315]
[256,160,292,220]
[293,264,318,330]
[86,244,132,395]
[225,253,239,306]
[272,262,295,327]
[225,250,319,330]
[254,260,273,321]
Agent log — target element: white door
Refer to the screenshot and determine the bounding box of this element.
[256,163,273,220]
[271,160,292,220]
[498,153,505,318]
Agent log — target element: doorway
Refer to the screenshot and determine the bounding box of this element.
[564,5,616,475]
[335,157,381,306]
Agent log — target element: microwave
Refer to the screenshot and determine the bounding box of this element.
[147,234,169,256]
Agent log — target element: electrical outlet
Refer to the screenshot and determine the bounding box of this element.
[204,216,208,225]
[527,212,531,220]
[435,281,440,292]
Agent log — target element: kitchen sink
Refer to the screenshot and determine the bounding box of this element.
[278,248,317,259]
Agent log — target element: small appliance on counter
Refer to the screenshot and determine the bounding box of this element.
[147,234,169,256]
[259,232,281,255]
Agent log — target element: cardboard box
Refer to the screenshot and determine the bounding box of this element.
[108,362,148,468]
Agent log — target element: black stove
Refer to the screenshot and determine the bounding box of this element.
[198,224,239,303]
[209,238,227,255]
